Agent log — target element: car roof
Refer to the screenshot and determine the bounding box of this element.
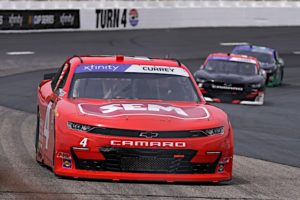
[232,45,275,54]
[69,55,182,68]
[207,53,259,65]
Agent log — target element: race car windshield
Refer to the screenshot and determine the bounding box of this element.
[69,72,199,102]
[205,60,257,76]
[233,50,275,64]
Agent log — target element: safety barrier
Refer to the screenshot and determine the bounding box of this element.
[0,1,300,32]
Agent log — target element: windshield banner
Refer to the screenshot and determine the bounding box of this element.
[208,56,256,64]
[75,64,189,77]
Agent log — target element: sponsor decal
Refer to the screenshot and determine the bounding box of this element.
[110,140,186,148]
[75,64,131,73]
[142,66,174,73]
[78,103,210,120]
[0,10,79,30]
[57,152,72,159]
[126,65,189,77]
[100,104,188,116]
[212,84,243,91]
[62,158,72,169]
[8,14,23,27]
[129,9,138,27]
[32,14,54,25]
[60,13,75,26]
[75,64,189,77]
[43,102,53,150]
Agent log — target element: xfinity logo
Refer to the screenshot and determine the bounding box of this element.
[8,14,23,27]
[110,140,186,148]
[60,13,75,25]
[84,64,119,72]
[100,104,188,116]
[139,132,159,138]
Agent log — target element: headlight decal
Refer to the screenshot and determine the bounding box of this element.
[191,126,224,136]
[251,83,262,88]
[67,122,94,132]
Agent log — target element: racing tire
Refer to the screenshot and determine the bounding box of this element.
[218,179,233,185]
[280,69,284,83]
[276,68,284,86]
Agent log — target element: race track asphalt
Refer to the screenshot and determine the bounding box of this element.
[0,27,299,200]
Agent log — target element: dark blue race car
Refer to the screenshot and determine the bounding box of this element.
[232,45,284,87]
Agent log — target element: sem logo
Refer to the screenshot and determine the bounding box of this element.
[139,132,159,138]
[100,104,188,116]
[78,103,211,120]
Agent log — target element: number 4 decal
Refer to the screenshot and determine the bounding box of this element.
[43,101,53,149]
[121,9,127,28]
[80,138,88,147]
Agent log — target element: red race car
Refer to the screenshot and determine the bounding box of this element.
[36,55,233,183]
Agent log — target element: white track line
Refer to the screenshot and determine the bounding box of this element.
[220,42,249,46]
[6,51,35,55]
[293,51,300,55]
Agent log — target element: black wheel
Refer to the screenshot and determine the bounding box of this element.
[219,179,233,185]
[276,68,284,86]
[280,68,284,82]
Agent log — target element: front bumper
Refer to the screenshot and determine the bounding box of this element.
[55,168,232,183]
[53,126,233,182]
[199,82,264,105]
[204,92,264,105]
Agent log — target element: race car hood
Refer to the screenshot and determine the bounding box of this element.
[195,70,263,84]
[60,99,227,131]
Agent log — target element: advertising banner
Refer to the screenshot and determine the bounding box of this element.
[0,10,80,30]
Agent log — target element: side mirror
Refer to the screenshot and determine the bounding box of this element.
[277,58,284,66]
[43,73,56,80]
[259,69,266,79]
[45,92,58,103]
[56,88,66,97]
